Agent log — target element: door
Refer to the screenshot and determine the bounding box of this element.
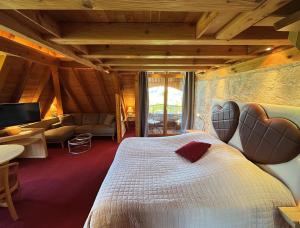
[147,73,184,136]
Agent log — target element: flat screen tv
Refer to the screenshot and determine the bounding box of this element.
[0,103,41,128]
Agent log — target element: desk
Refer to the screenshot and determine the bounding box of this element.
[0,145,24,165]
[0,128,48,158]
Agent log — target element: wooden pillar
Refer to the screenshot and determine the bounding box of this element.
[0,55,9,93]
[115,93,122,143]
[50,66,63,116]
[0,54,6,71]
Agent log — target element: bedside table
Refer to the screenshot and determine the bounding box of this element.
[278,207,300,228]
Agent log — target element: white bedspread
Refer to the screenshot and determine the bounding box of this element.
[84,133,296,228]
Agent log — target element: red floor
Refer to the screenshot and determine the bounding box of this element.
[0,128,135,228]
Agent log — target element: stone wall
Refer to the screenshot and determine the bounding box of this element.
[193,61,300,130]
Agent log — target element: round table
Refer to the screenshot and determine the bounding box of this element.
[0,145,24,165]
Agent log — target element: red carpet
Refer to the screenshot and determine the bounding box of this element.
[0,128,135,228]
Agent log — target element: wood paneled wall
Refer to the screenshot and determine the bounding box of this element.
[0,54,136,118]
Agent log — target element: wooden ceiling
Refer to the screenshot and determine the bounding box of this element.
[0,54,135,117]
[0,0,300,72]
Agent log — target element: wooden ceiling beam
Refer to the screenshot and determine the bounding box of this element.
[83,45,254,59]
[59,61,91,69]
[71,45,89,55]
[41,94,54,118]
[0,57,11,93]
[15,10,61,37]
[216,0,292,40]
[0,36,59,66]
[51,22,290,46]
[101,59,229,67]
[110,66,211,71]
[196,12,218,39]
[0,1,260,12]
[274,10,300,32]
[0,11,103,71]
[50,66,63,115]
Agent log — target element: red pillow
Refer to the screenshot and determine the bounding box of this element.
[175,141,211,163]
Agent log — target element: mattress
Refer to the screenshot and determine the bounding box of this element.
[84,132,296,228]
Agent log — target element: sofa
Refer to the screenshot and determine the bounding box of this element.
[24,113,115,147]
[59,113,116,137]
[23,117,75,148]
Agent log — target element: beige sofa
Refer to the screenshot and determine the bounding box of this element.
[24,113,115,147]
[59,113,116,138]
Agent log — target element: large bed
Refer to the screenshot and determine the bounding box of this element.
[85,101,300,228]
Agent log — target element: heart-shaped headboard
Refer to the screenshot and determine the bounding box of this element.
[211,101,240,143]
[239,104,300,164]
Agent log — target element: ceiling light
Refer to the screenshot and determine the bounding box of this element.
[265,47,272,51]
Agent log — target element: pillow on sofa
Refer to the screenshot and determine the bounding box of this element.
[175,141,211,163]
[103,114,114,126]
[98,113,107,124]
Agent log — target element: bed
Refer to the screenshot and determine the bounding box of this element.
[84,100,300,228]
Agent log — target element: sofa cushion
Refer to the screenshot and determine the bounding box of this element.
[74,125,94,134]
[98,113,107,124]
[103,114,115,126]
[60,115,75,126]
[71,113,83,125]
[92,124,115,135]
[82,113,99,125]
[44,126,75,143]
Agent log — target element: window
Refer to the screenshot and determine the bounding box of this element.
[147,73,184,135]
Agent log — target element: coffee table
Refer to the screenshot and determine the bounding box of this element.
[68,133,92,154]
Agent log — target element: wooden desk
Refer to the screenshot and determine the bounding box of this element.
[0,128,48,158]
[0,145,24,164]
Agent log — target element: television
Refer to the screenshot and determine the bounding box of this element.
[0,103,41,128]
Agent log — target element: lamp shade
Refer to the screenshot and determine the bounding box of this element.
[127,106,134,113]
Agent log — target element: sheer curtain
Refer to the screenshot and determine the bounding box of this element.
[138,71,149,136]
[181,72,195,132]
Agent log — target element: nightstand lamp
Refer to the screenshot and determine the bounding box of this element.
[127,106,134,117]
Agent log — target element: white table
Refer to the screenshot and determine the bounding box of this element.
[0,144,24,165]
